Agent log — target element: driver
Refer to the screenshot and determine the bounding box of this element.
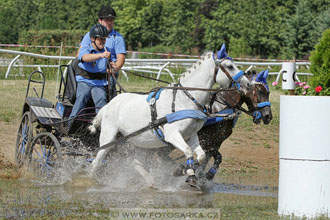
[69,24,110,119]
[79,5,126,99]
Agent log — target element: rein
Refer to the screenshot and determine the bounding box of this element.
[149,86,232,93]
[214,56,245,90]
[212,90,254,117]
[125,70,171,84]
[171,82,207,113]
[218,64,245,89]
[106,59,127,94]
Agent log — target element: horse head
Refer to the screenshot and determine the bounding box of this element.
[213,44,252,90]
[246,69,273,124]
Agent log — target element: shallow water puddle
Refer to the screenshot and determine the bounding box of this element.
[212,183,277,197]
[0,178,277,218]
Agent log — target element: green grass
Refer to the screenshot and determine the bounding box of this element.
[0,80,58,122]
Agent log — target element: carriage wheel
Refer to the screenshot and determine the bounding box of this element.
[28,132,62,177]
[15,111,33,166]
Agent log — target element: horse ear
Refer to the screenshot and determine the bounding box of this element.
[255,70,265,82]
[263,69,269,80]
[216,43,232,60]
[262,70,270,91]
[217,44,226,59]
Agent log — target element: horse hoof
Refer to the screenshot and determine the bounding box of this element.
[173,164,186,177]
[185,175,198,187]
[205,172,215,180]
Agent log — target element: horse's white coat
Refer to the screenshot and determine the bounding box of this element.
[89,52,251,174]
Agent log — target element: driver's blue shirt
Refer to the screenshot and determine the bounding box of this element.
[80,29,126,63]
[76,42,109,87]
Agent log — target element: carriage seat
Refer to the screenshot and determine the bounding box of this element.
[26,97,53,108]
[55,58,78,118]
[64,58,79,105]
[56,58,96,118]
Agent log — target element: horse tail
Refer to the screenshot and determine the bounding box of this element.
[88,107,104,134]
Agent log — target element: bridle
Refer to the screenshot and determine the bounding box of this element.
[254,82,271,109]
[214,56,245,90]
[213,55,271,121]
[250,82,271,120]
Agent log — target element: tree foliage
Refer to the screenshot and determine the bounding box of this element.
[309,28,330,89]
[0,0,329,59]
[0,0,19,43]
[284,0,330,59]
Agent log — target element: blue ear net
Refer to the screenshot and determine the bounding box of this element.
[255,70,265,82]
[217,43,232,60]
[263,69,269,80]
[256,69,269,91]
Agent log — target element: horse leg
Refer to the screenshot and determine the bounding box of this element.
[133,158,155,187]
[131,147,156,187]
[164,131,200,186]
[172,135,208,178]
[187,134,206,163]
[195,151,212,179]
[205,149,222,180]
[91,123,118,172]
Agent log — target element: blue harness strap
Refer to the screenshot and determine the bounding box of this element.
[204,109,234,126]
[253,111,262,120]
[146,88,164,102]
[257,101,271,108]
[233,70,244,82]
[231,70,244,89]
[153,110,207,142]
[154,128,165,141]
[165,109,207,123]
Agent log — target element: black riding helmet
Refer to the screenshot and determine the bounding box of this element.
[98,5,116,19]
[89,24,109,38]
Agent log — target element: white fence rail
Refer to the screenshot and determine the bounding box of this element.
[0,49,312,85]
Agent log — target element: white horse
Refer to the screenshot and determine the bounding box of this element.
[89,44,251,186]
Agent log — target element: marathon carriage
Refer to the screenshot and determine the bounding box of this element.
[14,58,113,175]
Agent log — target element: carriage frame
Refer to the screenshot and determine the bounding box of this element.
[15,62,103,175]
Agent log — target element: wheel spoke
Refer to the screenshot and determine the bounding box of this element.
[46,160,55,165]
[41,136,47,158]
[28,132,61,177]
[34,147,42,160]
[47,148,57,160]
[33,158,43,163]
[19,142,25,154]
[45,163,52,170]
[15,112,33,167]
[46,144,53,158]
[22,119,29,136]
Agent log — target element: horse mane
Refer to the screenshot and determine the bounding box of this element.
[180,51,213,80]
